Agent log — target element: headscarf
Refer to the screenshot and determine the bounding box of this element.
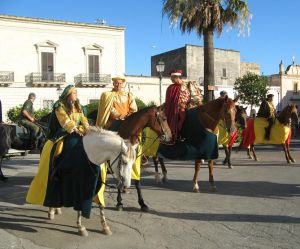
[52,85,77,109]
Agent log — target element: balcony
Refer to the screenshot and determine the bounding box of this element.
[25,72,65,87]
[74,73,111,87]
[0,71,14,86]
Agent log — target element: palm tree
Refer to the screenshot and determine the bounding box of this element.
[163,0,251,102]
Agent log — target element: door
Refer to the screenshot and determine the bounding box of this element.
[41,52,54,81]
[88,55,99,82]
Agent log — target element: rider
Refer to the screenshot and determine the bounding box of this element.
[257,93,276,140]
[219,90,228,98]
[19,93,40,151]
[165,69,202,144]
[96,75,137,130]
[26,85,97,218]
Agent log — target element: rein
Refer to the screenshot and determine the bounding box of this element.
[154,110,167,140]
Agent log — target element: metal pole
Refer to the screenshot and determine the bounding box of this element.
[159,73,162,105]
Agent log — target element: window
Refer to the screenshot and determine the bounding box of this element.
[88,55,99,82]
[293,82,298,94]
[222,68,227,78]
[43,100,54,109]
[41,52,54,81]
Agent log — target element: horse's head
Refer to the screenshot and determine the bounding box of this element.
[112,140,137,189]
[222,96,237,134]
[278,104,299,126]
[290,104,299,124]
[149,106,172,142]
[235,105,248,129]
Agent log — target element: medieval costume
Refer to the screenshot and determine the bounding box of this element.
[26,85,104,218]
[165,70,202,143]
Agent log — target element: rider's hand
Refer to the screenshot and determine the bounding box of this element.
[72,127,83,136]
[119,114,126,120]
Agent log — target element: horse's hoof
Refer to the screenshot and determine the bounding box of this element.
[155,173,162,183]
[209,185,218,192]
[116,204,123,211]
[122,188,130,194]
[291,159,296,163]
[248,155,253,159]
[193,188,199,193]
[222,160,227,165]
[101,227,112,236]
[0,175,8,181]
[228,164,233,169]
[255,158,259,161]
[55,208,62,215]
[141,205,149,212]
[78,227,88,237]
[48,212,55,220]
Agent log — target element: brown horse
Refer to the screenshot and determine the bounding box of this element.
[241,104,298,163]
[108,105,172,211]
[154,97,237,192]
[147,102,244,183]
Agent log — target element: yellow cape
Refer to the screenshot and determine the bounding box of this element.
[26,140,106,207]
[217,120,230,146]
[142,128,160,157]
[254,117,290,144]
[96,91,116,127]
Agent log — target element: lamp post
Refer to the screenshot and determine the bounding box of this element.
[156,60,165,105]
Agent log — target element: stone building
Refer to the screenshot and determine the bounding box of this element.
[269,59,300,109]
[151,44,260,87]
[0,14,165,121]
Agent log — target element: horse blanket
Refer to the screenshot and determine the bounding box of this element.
[158,108,218,160]
[242,117,291,148]
[26,134,105,218]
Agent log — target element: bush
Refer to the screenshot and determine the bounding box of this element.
[6,105,51,123]
[135,97,147,110]
[84,101,99,116]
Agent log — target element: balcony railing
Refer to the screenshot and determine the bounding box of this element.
[74,73,111,87]
[0,71,14,85]
[25,72,65,86]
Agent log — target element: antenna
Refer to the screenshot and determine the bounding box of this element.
[95,19,106,25]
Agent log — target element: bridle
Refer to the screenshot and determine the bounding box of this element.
[153,109,167,141]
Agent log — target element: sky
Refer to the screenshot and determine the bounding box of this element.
[1,0,300,76]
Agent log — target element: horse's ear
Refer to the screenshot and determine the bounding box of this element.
[159,103,165,111]
[121,140,129,154]
[233,95,240,103]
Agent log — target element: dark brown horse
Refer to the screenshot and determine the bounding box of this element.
[241,104,298,163]
[97,105,172,211]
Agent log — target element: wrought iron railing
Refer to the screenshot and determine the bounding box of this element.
[25,72,65,84]
[74,73,111,85]
[0,71,14,82]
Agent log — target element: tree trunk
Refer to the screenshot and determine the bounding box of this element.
[203,29,215,102]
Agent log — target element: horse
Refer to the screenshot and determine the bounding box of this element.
[27,127,137,236]
[92,105,172,212]
[240,104,299,163]
[156,96,237,192]
[144,103,245,183]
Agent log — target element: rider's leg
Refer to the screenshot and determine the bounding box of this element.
[264,118,273,140]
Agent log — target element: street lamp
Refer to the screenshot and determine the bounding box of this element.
[156,60,165,105]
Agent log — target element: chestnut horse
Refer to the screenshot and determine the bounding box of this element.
[94,105,172,211]
[241,104,298,163]
[155,97,237,192]
[145,102,244,183]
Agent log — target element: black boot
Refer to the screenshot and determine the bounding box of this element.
[264,127,271,140]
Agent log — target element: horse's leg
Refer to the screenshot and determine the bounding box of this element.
[192,160,201,192]
[116,187,124,211]
[247,147,253,159]
[222,145,229,165]
[99,204,112,235]
[227,146,233,169]
[159,157,168,183]
[285,141,295,163]
[0,157,8,181]
[135,180,149,212]
[77,211,88,236]
[152,156,161,183]
[250,144,258,161]
[208,160,217,192]
[48,207,55,220]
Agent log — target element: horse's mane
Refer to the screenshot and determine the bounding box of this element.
[123,106,157,122]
